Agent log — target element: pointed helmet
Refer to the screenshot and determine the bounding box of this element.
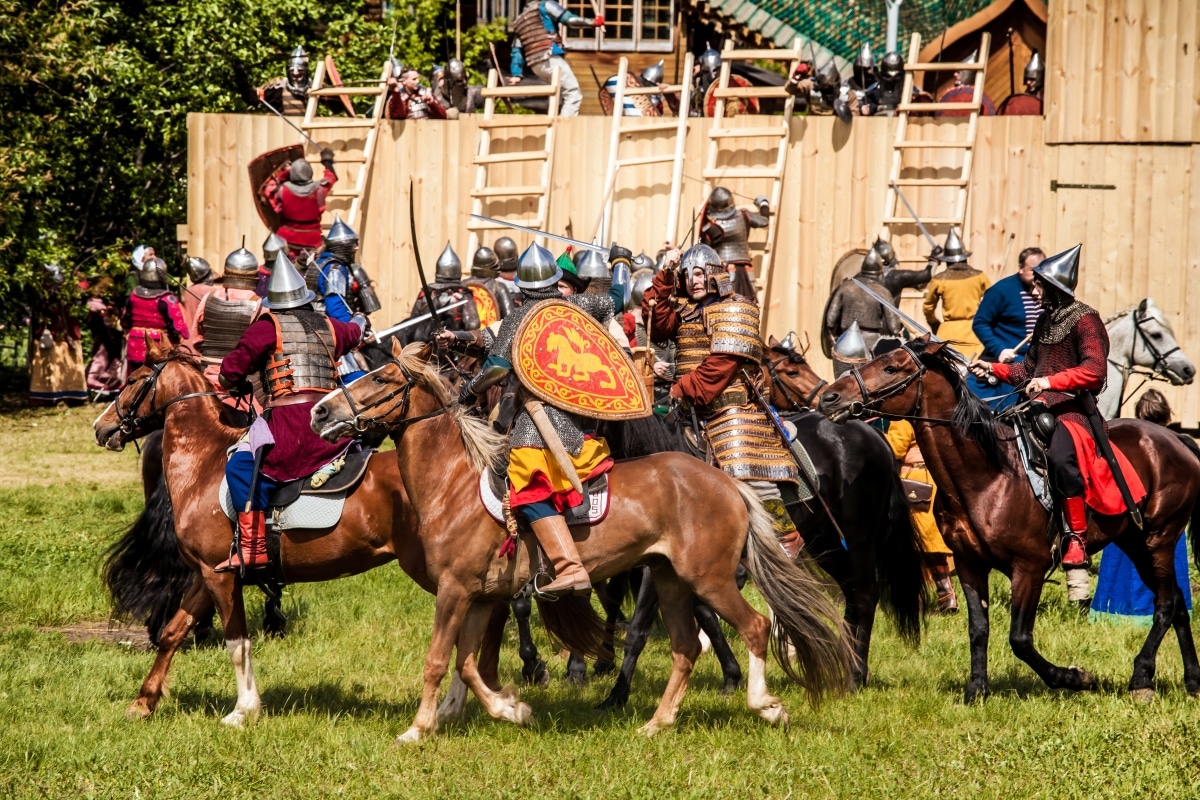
[263,232,287,264]
[872,236,897,268]
[494,236,519,272]
[185,256,213,285]
[1033,243,1081,298]
[861,247,883,275]
[641,59,665,86]
[471,245,500,278]
[956,49,979,86]
[1024,50,1045,89]
[833,321,870,362]
[323,214,359,263]
[263,251,316,309]
[435,242,462,282]
[224,246,259,274]
[938,228,971,264]
[574,248,610,280]
[515,242,562,289]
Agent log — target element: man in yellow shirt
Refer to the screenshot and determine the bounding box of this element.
[923,228,989,353]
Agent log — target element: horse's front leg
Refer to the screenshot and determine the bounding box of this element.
[454,600,532,727]
[128,574,214,720]
[1008,561,1097,693]
[397,585,473,744]
[956,562,992,703]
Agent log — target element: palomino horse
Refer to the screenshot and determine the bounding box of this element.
[818,339,1200,702]
[311,341,852,741]
[1099,298,1195,419]
[93,343,442,728]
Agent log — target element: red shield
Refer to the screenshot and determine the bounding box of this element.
[466,283,500,328]
[704,74,760,118]
[513,299,651,420]
[248,144,304,230]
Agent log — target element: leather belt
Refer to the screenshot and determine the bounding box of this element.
[267,392,327,409]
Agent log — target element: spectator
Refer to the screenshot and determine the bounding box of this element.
[969,246,1045,408]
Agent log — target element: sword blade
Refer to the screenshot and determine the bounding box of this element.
[371,299,470,340]
[409,180,441,332]
[851,278,940,340]
[469,214,608,254]
[258,97,323,151]
[890,181,939,250]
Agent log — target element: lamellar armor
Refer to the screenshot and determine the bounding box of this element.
[198,294,261,360]
[510,3,556,69]
[263,308,339,400]
[700,187,769,266]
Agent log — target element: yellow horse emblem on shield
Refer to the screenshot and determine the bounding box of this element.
[545,327,617,389]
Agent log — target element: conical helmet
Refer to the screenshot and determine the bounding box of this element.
[1024,49,1045,89]
[222,246,259,290]
[288,45,309,71]
[136,257,169,292]
[323,214,358,263]
[185,256,213,285]
[263,251,316,310]
[861,247,883,275]
[854,42,876,85]
[833,321,870,362]
[778,331,799,352]
[815,59,842,92]
[708,186,735,216]
[494,236,519,272]
[435,242,462,282]
[574,248,609,280]
[515,242,561,289]
[471,245,499,278]
[699,46,722,79]
[938,228,971,263]
[1033,243,1081,298]
[872,236,897,268]
[629,269,655,309]
[880,51,904,81]
[641,59,664,86]
[263,232,287,264]
[631,252,654,271]
[957,49,978,86]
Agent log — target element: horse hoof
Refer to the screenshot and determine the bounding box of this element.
[1070,666,1098,691]
[395,726,425,744]
[759,703,789,730]
[593,661,616,677]
[637,720,669,737]
[720,678,742,696]
[1130,688,1155,705]
[507,701,533,726]
[963,687,990,704]
[126,699,153,721]
[595,692,628,711]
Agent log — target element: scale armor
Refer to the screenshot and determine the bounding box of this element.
[824,274,902,356]
[706,206,768,266]
[199,295,260,360]
[510,3,556,68]
[263,308,339,398]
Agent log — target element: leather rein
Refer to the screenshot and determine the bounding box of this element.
[838,343,950,425]
[764,352,827,411]
[114,360,234,437]
[1111,307,1184,411]
[336,352,453,437]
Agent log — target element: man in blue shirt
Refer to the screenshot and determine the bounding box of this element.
[969,246,1044,407]
[508,0,604,116]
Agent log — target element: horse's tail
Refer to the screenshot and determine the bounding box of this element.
[102,470,194,645]
[876,468,927,647]
[735,481,853,704]
[1176,432,1200,572]
[535,594,612,661]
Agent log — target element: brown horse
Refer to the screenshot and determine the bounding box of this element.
[311,340,852,741]
[817,339,1200,702]
[93,342,437,727]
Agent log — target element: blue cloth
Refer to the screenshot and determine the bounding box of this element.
[517,500,560,524]
[970,274,1038,409]
[315,254,354,323]
[226,449,278,512]
[510,1,577,75]
[1092,536,1192,625]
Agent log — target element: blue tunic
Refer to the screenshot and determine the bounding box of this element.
[1091,537,1192,625]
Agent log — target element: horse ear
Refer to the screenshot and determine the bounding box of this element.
[145,334,168,363]
[1139,297,1150,314]
[417,341,435,361]
[390,336,404,359]
[767,334,780,347]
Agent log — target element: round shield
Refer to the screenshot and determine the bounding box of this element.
[704,74,760,118]
[466,282,500,328]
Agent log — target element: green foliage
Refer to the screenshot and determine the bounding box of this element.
[0,0,497,332]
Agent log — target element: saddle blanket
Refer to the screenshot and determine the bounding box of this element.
[219,477,347,531]
[478,470,610,526]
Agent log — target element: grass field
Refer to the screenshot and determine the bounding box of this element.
[2,404,1199,798]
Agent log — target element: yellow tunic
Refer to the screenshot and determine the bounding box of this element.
[884,420,951,555]
[922,269,990,354]
[508,438,612,498]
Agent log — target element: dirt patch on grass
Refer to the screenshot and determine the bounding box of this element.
[38,621,153,651]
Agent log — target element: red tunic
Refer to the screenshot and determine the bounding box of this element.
[999,93,1043,116]
[992,310,1146,515]
[384,86,448,120]
[265,167,337,251]
[937,85,996,117]
[121,293,189,363]
[219,314,363,482]
[180,283,217,355]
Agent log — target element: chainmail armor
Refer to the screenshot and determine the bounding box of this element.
[1003,304,1107,427]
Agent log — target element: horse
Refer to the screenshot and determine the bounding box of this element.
[816,339,1200,702]
[93,342,444,728]
[1099,298,1195,419]
[310,340,853,741]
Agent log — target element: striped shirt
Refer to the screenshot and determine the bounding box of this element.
[1021,286,1041,336]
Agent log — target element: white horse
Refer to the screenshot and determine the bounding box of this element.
[1099,298,1195,419]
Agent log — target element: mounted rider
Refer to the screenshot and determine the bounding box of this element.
[698,186,771,299]
[970,244,1147,568]
[439,241,630,597]
[257,232,288,298]
[823,247,904,364]
[494,236,522,305]
[190,246,265,404]
[642,243,803,557]
[215,252,368,572]
[180,256,216,347]
[312,215,380,382]
[122,257,190,372]
[400,242,481,345]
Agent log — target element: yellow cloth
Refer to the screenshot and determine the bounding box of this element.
[923,271,990,353]
[508,437,612,496]
[29,339,86,401]
[884,420,951,555]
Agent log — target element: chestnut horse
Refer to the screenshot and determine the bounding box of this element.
[94,344,437,728]
[311,341,852,741]
[817,340,1200,702]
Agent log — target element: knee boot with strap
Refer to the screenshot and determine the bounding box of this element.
[762,498,804,560]
[530,515,591,598]
[1061,495,1090,567]
[215,511,269,573]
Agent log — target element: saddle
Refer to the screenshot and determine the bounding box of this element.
[1011,407,1055,512]
[218,449,375,532]
[478,465,610,527]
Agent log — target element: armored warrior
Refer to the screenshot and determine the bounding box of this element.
[698,186,770,299]
[875,52,906,114]
[400,242,480,345]
[575,249,635,351]
[970,245,1147,570]
[121,257,189,372]
[830,320,870,379]
[191,247,265,401]
[431,58,481,119]
[384,65,448,120]
[494,236,522,306]
[823,247,904,362]
[508,0,604,117]
[937,50,996,116]
[258,46,311,116]
[466,245,517,324]
[312,215,379,382]
[629,267,675,408]
[180,256,216,345]
[215,253,368,572]
[873,237,933,303]
[263,151,337,256]
[848,43,880,116]
[999,50,1045,116]
[922,228,989,352]
[602,60,674,117]
[811,60,853,122]
[257,232,288,298]
[642,243,803,557]
[693,46,722,116]
[438,242,631,597]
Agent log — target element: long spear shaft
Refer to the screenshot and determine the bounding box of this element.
[258,97,324,150]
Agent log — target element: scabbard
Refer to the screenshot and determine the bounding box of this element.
[523,398,584,496]
[1078,391,1143,529]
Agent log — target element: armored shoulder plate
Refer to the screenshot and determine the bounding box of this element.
[706,299,762,360]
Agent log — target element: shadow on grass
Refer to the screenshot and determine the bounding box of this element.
[169,680,420,721]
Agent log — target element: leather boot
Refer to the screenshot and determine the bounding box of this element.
[1061,495,1090,567]
[777,529,803,560]
[928,558,959,614]
[215,511,268,573]
[530,515,591,597]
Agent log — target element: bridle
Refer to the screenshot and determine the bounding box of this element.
[112,359,230,438]
[764,351,827,410]
[838,343,949,425]
[1111,306,1184,411]
[335,351,452,437]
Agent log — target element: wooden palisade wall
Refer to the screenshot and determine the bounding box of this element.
[185,112,1200,425]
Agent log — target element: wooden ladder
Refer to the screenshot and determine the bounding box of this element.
[466,67,562,256]
[300,59,392,232]
[882,32,991,263]
[701,39,802,328]
[599,53,694,247]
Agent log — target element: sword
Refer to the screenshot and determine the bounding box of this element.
[409,180,444,334]
[851,278,941,342]
[469,214,609,255]
[370,299,470,340]
[1077,390,1144,530]
[258,97,324,151]
[890,181,939,252]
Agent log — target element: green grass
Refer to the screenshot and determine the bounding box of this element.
[1,407,1199,798]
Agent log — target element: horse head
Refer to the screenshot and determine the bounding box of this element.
[1129,298,1195,386]
[764,334,827,410]
[93,339,207,451]
[311,339,448,442]
[817,338,933,423]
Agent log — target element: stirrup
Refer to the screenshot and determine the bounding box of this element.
[532,570,562,602]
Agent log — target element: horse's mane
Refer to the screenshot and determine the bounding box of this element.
[915,342,1007,470]
[394,342,504,474]
[1104,300,1172,330]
